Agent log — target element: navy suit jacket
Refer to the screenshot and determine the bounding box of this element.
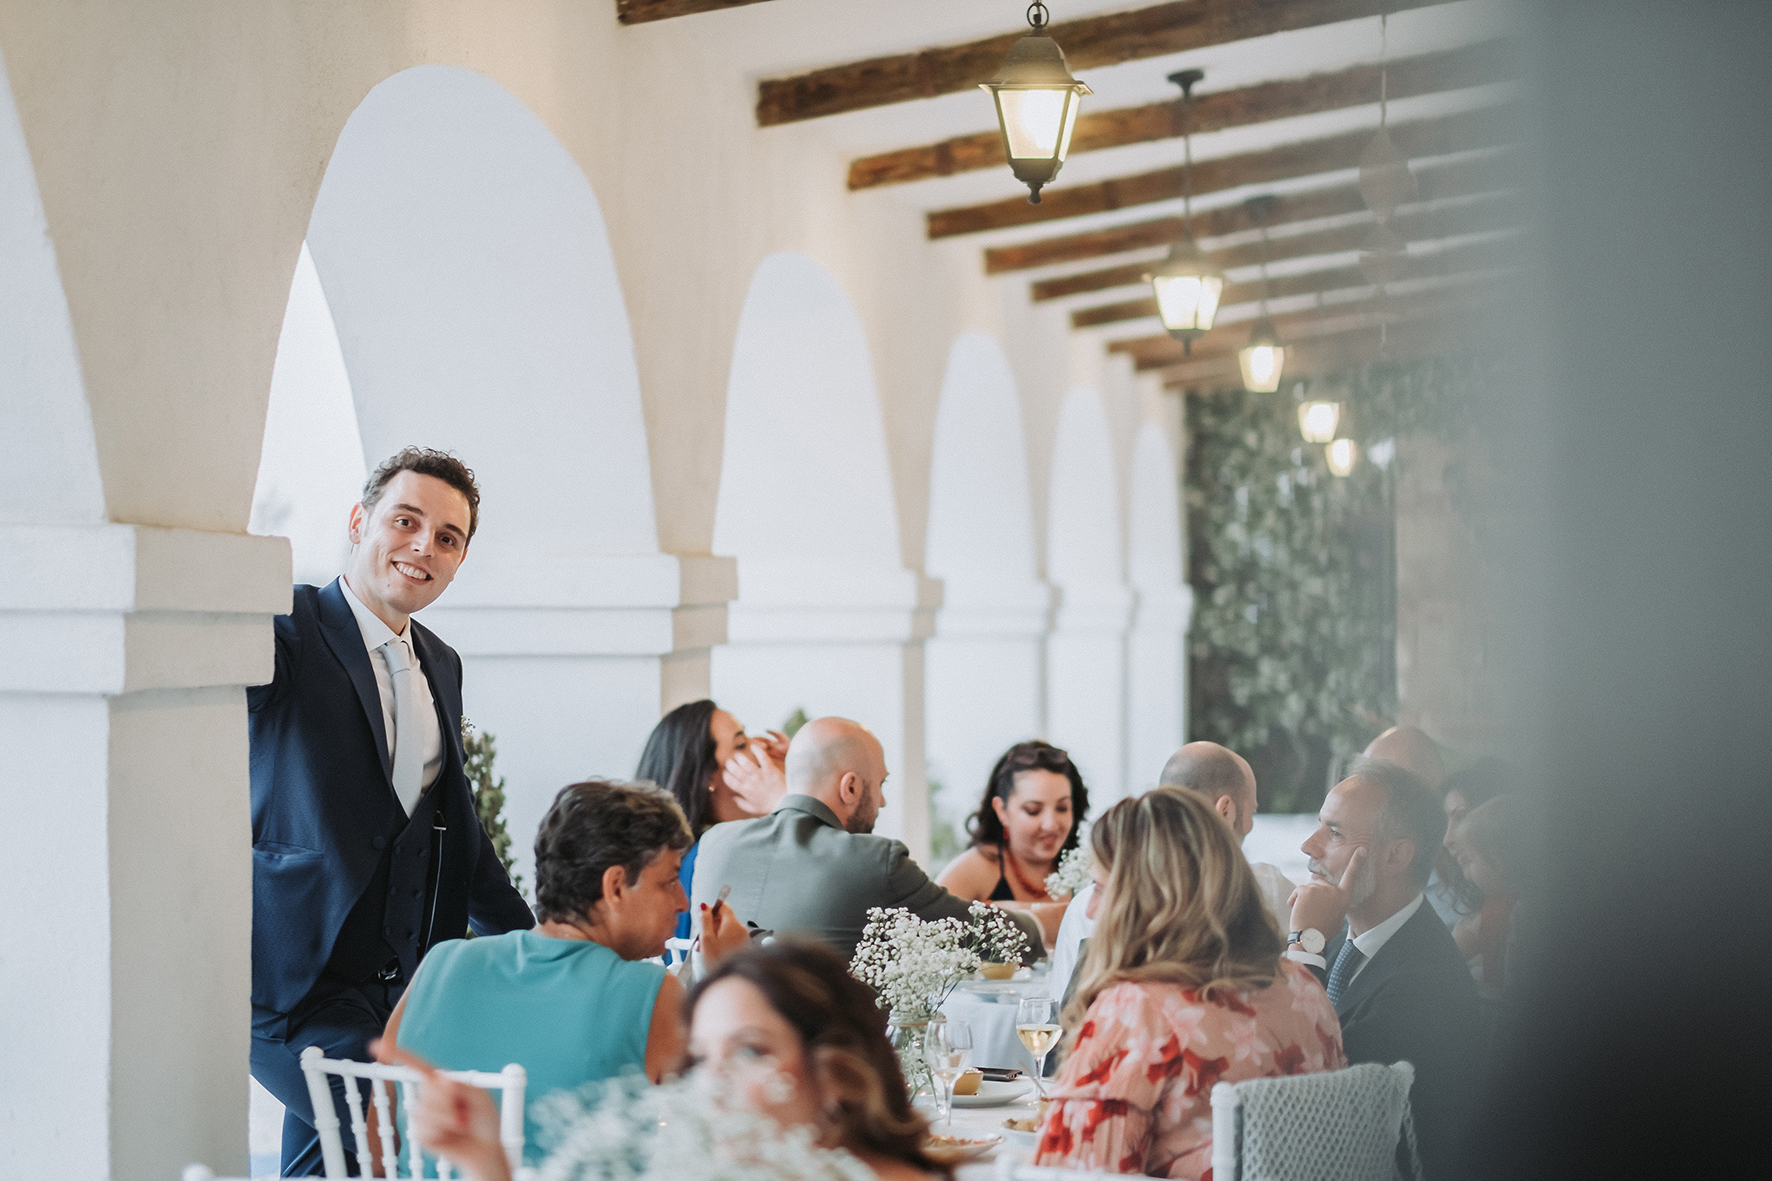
[1322,899,1484,1181]
[247,579,533,1017]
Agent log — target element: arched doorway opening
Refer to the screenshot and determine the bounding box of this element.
[711,252,932,851]
[923,331,1051,864]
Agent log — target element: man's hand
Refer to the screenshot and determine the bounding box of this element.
[698,898,751,967]
[1288,847,1367,938]
[369,1040,511,1181]
[723,739,788,817]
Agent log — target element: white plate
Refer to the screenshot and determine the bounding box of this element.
[923,1134,1002,1165]
[957,979,1025,995]
[950,1080,1033,1108]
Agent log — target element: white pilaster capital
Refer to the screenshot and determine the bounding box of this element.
[0,523,291,694]
[723,559,941,644]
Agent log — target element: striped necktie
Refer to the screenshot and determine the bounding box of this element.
[1327,940,1366,1007]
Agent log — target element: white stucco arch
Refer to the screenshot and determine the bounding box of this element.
[0,52,102,524]
[1126,422,1193,789]
[257,64,725,887]
[711,252,931,851]
[1045,387,1132,805]
[923,332,1052,849]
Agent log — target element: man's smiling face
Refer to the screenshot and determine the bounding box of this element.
[344,470,471,627]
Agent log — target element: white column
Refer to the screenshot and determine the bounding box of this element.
[1045,581,1134,807]
[0,523,290,1180]
[924,578,1053,833]
[711,561,939,861]
[417,552,735,888]
[1126,583,1194,793]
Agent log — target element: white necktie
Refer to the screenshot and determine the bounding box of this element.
[382,637,423,816]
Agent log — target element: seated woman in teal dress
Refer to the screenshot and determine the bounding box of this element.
[381,778,748,1163]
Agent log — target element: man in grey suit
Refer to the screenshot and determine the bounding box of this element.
[692,716,1039,960]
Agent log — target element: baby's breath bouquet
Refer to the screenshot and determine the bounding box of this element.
[530,1070,872,1181]
[1044,824,1093,899]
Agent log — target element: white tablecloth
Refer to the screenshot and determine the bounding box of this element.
[937,972,1056,1081]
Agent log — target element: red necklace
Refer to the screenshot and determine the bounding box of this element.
[1001,843,1052,902]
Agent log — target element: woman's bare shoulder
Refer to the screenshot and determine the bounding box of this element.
[934,845,1000,898]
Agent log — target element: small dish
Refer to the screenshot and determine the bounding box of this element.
[1001,1116,1041,1152]
[923,1133,1003,1165]
[950,1080,1033,1108]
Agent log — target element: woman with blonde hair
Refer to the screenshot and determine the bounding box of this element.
[1033,790,1346,1179]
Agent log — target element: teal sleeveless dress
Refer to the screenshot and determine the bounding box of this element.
[396,930,667,1163]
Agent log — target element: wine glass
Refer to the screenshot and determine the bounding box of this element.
[1016,995,1061,1097]
[923,1019,973,1131]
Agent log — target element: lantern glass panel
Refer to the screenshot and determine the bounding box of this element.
[1326,438,1358,477]
[1057,91,1081,160]
[1152,273,1223,333]
[1298,401,1341,443]
[1239,344,1285,393]
[996,89,1070,161]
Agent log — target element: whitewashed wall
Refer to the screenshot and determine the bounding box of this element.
[1126,422,1193,792]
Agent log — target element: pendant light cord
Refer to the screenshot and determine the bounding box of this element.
[1183,78,1196,235]
[1379,8,1389,128]
[1260,216,1272,318]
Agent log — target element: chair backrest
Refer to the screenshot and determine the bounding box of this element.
[1209,1060,1422,1181]
[299,1045,529,1180]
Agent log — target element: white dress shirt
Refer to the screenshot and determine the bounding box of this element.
[1346,892,1426,984]
[1049,882,1097,1004]
[339,576,443,799]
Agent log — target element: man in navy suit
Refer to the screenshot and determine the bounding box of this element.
[1285,757,1484,1181]
[248,447,533,1177]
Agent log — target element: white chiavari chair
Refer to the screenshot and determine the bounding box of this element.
[298,1045,532,1180]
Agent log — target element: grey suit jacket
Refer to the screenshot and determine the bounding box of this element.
[691,794,1037,962]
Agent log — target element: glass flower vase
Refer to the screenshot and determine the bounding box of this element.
[887,1010,940,1100]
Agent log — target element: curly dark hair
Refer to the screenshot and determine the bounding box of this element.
[966,739,1089,857]
[635,699,722,834]
[532,779,691,925]
[360,446,481,543]
[687,940,949,1177]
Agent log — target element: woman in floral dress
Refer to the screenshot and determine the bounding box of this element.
[1033,789,1346,1178]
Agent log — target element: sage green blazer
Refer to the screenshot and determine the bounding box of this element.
[691,794,1038,962]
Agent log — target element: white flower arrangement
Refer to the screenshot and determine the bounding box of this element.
[849,903,1031,1021]
[530,1069,874,1181]
[1044,825,1093,899]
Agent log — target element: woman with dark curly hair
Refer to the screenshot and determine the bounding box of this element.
[936,740,1088,946]
[386,940,949,1180]
[379,779,750,1162]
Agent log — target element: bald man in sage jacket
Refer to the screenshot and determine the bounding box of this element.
[692,716,1041,961]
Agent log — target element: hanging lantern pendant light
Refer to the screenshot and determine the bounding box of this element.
[1145,68,1223,352]
[981,2,1092,205]
[1238,194,1285,393]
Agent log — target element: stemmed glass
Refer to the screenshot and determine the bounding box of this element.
[1016,995,1061,1097]
[923,1019,973,1132]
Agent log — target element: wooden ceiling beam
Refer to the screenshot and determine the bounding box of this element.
[992,149,1518,276]
[849,38,1512,190]
[1158,317,1471,388]
[616,0,773,23]
[757,0,1449,126]
[929,102,1517,239]
[1109,282,1501,371]
[1069,224,1524,328]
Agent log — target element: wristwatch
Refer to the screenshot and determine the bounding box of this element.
[1288,928,1326,954]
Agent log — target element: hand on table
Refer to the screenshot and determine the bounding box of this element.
[1287,847,1367,939]
[368,1040,511,1181]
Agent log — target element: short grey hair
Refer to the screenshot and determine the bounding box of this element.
[1348,755,1445,888]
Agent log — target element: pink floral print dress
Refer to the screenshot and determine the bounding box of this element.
[1033,960,1346,1178]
